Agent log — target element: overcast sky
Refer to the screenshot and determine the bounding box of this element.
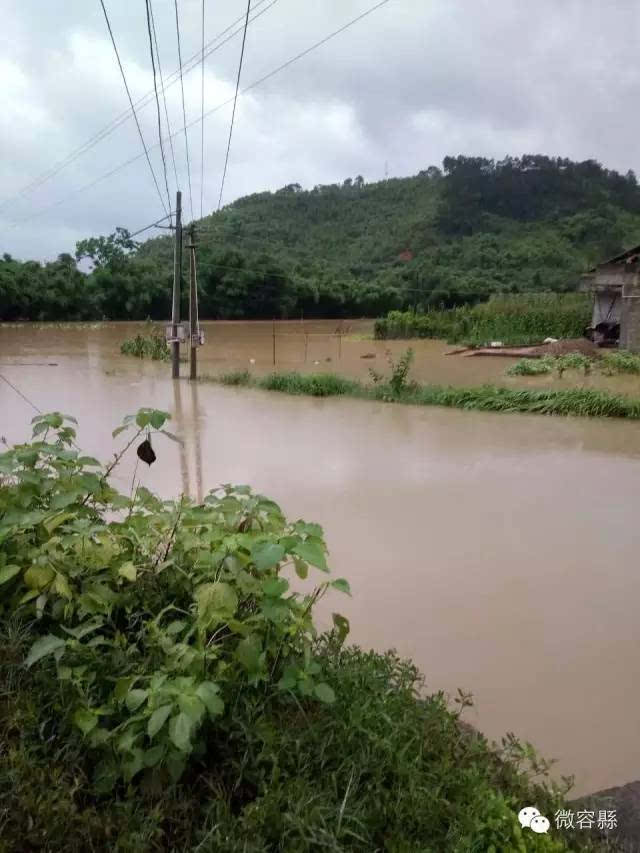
[2,0,640,261]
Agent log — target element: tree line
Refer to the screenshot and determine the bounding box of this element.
[3,154,640,322]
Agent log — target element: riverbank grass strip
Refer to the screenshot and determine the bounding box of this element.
[213,370,640,419]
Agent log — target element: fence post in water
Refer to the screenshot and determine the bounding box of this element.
[272,319,276,366]
[304,327,308,363]
[171,190,183,379]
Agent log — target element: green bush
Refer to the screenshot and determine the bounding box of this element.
[0,410,348,792]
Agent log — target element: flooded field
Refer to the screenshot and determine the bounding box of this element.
[3,318,640,395]
[2,320,640,797]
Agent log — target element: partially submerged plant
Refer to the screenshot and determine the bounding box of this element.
[121,327,169,361]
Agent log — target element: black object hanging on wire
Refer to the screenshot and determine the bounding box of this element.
[137,437,156,466]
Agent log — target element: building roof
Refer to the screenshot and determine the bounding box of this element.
[588,243,640,272]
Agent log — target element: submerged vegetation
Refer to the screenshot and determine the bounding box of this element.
[506,349,640,377]
[0,410,613,850]
[120,325,169,360]
[374,294,591,345]
[214,367,640,420]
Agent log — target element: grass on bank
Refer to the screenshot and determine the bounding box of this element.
[374,294,591,345]
[214,368,640,420]
[1,410,610,852]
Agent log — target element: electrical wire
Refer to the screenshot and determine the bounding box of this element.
[217,0,251,211]
[200,0,206,219]
[10,0,390,228]
[128,212,175,238]
[0,0,277,214]
[174,0,194,222]
[98,0,168,218]
[0,373,42,414]
[145,0,173,221]
[149,0,180,196]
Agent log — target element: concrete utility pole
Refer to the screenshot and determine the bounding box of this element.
[188,223,197,380]
[171,190,183,379]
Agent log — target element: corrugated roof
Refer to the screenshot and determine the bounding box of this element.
[588,243,640,272]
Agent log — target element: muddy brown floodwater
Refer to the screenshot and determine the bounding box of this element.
[2,320,640,797]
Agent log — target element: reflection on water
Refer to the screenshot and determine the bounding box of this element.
[2,321,640,797]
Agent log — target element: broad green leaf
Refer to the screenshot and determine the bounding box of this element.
[93,761,118,794]
[149,410,169,429]
[292,541,328,572]
[19,589,40,604]
[178,694,206,725]
[235,635,262,674]
[262,577,289,597]
[123,748,145,781]
[126,689,149,712]
[61,618,104,640]
[76,456,101,467]
[332,612,350,645]
[251,542,285,571]
[168,712,192,752]
[330,578,351,596]
[118,561,137,582]
[293,558,308,580]
[314,683,336,704]
[195,682,224,717]
[0,564,20,585]
[53,572,72,599]
[195,581,238,629]
[42,511,75,535]
[73,707,98,735]
[147,704,173,738]
[25,634,66,667]
[166,753,186,783]
[24,565,54,590]
[278,665,298,691]
[144,745,165,767]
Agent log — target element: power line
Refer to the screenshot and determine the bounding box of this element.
[0,373,42,414]
[149,0,180,195]
[128,212,175,239]
[98,0,168,218]
[217,0,251,211]
[200,0,206,219]
[9,0,390,228]
[145,0,173,221]
[0,0,277,214]
[174,0,194,222]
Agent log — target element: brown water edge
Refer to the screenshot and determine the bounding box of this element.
[2,321,640,798]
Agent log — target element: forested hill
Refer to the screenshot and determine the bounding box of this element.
[4,155,640,321]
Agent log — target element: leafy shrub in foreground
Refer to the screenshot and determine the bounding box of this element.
[0,409,349,791]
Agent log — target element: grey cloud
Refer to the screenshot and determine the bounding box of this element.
[2,0,640,261]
